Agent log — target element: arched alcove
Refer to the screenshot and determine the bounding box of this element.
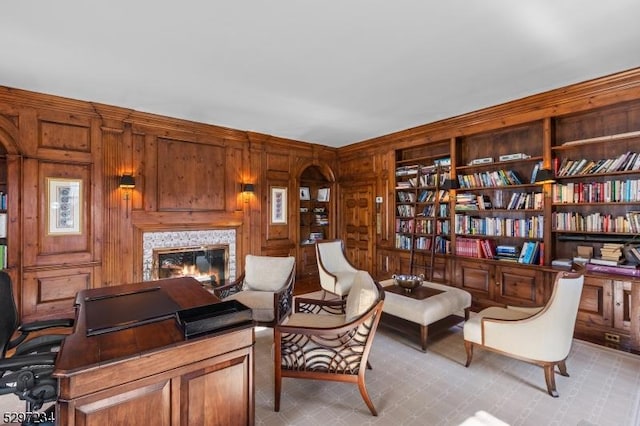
[296,161,336,278]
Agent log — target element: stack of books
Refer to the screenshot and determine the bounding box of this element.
[495,245,520,262]
[586,243,640,276]
[595,243,624,264]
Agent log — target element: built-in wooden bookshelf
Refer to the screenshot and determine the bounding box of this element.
[393,140,452,277]
[298,165,334,277]
[391,98,640,351]
[551,100,640,267]
[452,122,546,266]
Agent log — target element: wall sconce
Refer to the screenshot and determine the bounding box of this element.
[534,169,556,184]
[241,183,255,203]
[119,175,136,217]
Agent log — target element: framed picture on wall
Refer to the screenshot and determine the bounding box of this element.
[46,177,83,235]
[317,187,330,202]
[299,186,311,201]
[271,186,287,224]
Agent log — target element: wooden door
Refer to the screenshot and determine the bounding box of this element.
[340,184,374,272]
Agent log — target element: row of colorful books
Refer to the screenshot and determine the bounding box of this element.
[457,169,524,189]
[454,215,544,238]
[552,212,633,233]
[554,151,640,176]
[552,179,640,204]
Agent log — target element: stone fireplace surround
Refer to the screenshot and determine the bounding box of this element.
[142,229,237,283]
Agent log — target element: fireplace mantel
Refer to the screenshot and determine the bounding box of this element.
[131,210,244,230]
[132,211,244,283]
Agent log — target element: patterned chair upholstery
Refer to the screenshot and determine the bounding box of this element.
[463,271,584,397]
[274,271,385,416]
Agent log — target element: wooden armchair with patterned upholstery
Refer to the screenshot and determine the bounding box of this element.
[274,271,385,416]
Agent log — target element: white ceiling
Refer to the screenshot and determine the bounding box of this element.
[2,1,640,147]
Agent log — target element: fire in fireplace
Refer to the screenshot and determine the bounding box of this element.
[152,244,229,287]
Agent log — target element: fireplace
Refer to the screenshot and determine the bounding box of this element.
[141,229,237,285]
[152,245,229,286]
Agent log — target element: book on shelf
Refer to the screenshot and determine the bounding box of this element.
[530,161,542,184]
[496,245,519,255]
[479,239,495,259]
[585,263,640,277]
[552,258,573,268]
[0,213,6,238]
[588,257,622,267]
[517,241,540,264]
[517,242,531,263]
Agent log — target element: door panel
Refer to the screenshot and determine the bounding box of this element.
[341,185,373,272]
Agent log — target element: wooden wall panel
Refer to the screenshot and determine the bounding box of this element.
[40,120,91,152]
[37,162,92,260]
[266,152,289,172]
[338,154,376,181]
[156,138,225,211]
[22,267,93,320]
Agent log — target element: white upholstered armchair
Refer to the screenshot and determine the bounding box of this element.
[463,271,584,397]
[315,239,359,298]
[214,255,295,326]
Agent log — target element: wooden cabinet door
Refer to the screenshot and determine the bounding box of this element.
[613,280,632,332]
[577,276,613,328]
[179,351,252,426]
[494,265,544,306]
[454,259,493,306]
[65,378,172,426]
[299,245,318,277]
[341,184,374,271]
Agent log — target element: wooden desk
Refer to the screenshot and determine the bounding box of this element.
[53,277,255,426]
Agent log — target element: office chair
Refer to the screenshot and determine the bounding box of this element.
[0,271,74,425]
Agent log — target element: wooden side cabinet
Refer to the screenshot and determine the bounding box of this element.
[574,276,635,350]
[452,258,547,310]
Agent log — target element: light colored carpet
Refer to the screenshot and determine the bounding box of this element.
[1,320,638,425]
[255,323,640,426]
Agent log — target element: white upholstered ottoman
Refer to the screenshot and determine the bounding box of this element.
[380,279,471,351]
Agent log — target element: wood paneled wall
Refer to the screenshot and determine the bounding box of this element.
[3,67,640,320]
[336,68,640,261]
[0,87,336,321]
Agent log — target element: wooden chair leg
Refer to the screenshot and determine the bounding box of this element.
[274,333,282,412]
[543,363,559,397]
[557,360,569,377]
[420,325,428,352]
[357,374,378,416]
[464,341,473,367]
